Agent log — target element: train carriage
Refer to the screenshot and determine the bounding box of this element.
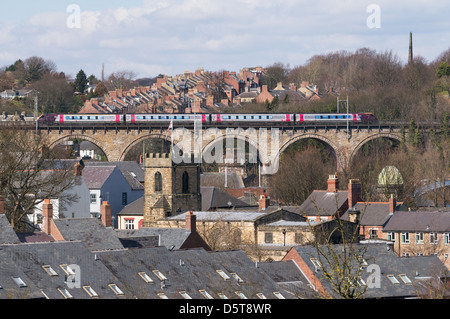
[211,113,294,123]
[126,113,208,124]
[56,114,123,124]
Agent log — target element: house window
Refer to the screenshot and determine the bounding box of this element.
[264,232,273,244]
[370,229,378,239]
[401,232,410,244]
[416,232,424,244]
[90,193,97,204]
[295,232,303,244]
[182,171,189,194]
[445,233,449,245]
[430,232,439,245]
[387,232,395,241]
[155,172,162,192]
[122,192,127,206]
[125,219,134,230]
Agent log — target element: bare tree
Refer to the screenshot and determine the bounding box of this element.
[0,128,79,232]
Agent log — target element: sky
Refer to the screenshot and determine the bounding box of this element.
[0,0,449,80]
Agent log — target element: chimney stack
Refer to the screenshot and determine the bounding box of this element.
[0,195,4,214]
[348,179,361,208]
[327,173,339,193]
[185,211,196,233]
[42,199,53,234]
[100,201,111,227]
[74,162,83,176]
[389,194,396,214]
[258,195,270,211]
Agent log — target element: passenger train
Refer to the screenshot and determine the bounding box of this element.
[37,112,378,125]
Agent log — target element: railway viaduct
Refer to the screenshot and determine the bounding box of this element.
[36,122,414,174]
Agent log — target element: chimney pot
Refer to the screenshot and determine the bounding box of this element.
[100,201,112,227]
[185,212,196,232]
[327,173,339,192]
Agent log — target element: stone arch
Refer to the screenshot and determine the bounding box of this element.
[118,133,172,162]
[349,132,402,166]
[277,133,344,171]
[47,134,109,161]
[201,130,262,166]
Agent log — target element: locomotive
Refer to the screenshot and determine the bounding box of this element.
[37,112,378,125]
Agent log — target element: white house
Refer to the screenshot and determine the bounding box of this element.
[82,165,144,228]
[29,175,91,230]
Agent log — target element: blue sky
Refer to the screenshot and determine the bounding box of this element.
[0,0,449,80]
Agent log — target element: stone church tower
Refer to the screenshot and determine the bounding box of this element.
[143,152,201,227]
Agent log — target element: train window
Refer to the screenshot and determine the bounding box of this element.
[269,116,272,119]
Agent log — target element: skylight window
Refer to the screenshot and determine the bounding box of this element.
[179,291,192,299]
[60,264,76,276]
[83,286,99,298]
[109,284,124,295]
[273,292,285,299]
[58,288,73,299]
[231,273,244,283]
[158,293,169,299]
[216,269,231,281]
[217,293,228,299]
[12,276,27,288]
[42,265,58,277]
[235,291,248,299]
[199,290,214,299]
[310,258,322,269]
[387,275,400,284]
[152,270,167,281]
[138,272,154,284]
[399,274,412,284]
[256,293,267,299]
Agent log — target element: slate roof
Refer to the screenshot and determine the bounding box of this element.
[201,186,251,211]
[341,202,406,226]
[116,228,191,250]
[257,260,315,298]
[290,244,419,298]
[297,191,349,216]
[52,218,125,251]
[81,166,116,189]
[0,248,44,299]
[84,161,145,183]
[168,210,267,222]
[96,247,293,299]
[201,172,245,189]
[383,211,450,232]
[1,241,125,299]
[118,196,144,215]
[0,215,20,244]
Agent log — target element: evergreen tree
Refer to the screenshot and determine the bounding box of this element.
[74,69,88,94]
